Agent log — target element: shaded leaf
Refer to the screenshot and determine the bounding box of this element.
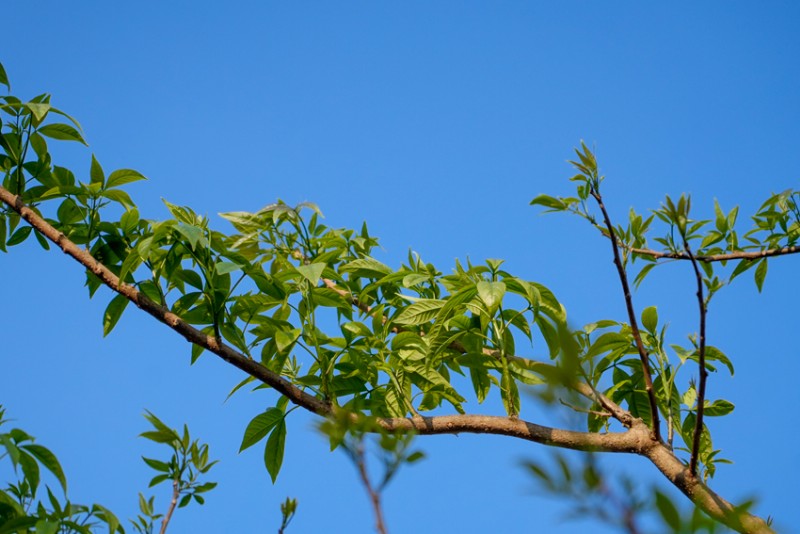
[264,420,287,483]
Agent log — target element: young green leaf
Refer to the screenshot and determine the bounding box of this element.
[394,299,445,326]
[641,306,658,333]
[477,281,506,314]
[37,123,87,145]
[754,258,768,292]
[103,294,130,337]
[295,262,326,285]
[20,443,67,493]
[107,168,146,188]
[90,155,105,185]
[264,420,287,483]
[239,408,284,452]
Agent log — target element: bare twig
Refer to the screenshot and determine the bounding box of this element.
[354,442,388,534]
[160,479,179,534]
[683,240,708,476]
[590,188,661,442]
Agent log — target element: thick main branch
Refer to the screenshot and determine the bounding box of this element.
[0,186,631,454]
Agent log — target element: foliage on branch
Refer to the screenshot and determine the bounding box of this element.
[1,62,793,533]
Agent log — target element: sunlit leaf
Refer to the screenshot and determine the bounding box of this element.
[240,408,284,452]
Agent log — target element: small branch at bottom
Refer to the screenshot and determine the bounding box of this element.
[160,478,179,534]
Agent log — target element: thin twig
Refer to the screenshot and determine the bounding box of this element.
[590,188,661,441]
[354,442,388,534]
[160,479,179,534]
[683,240,708,476]
[628,244,800,263]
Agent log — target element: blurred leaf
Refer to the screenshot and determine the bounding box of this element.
[654,490,681,530]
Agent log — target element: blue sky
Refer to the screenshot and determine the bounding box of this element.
[2,2,799,532]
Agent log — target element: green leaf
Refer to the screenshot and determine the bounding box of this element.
[295,262,326,285]
[33,520,59,534]
[402,273,429,288]
[754,258,767,292]
[703,399,734,417]
[174,223,204,250]
[18,450,40,495]
[500,367,520,416]
[90,154,105,185]
[729,258,757,282]
[264,420,287,483]
[107,168,146,188]
[641,306,658,333]
[6,225,32,247]
[311,287,352,310]
[103,294,129,337]
[469,368,491,403]
[275,328,300,353]
[25,102,50,124]
[37,123,87,145]
[215,261,241,275]
[141,456,171,473]
[120,208,140,233]
[0,215,6,252]
[0,62,9,90]
[394,299,445,326]
[654,490,681,530]
[239,408,284,452]
[476,281,506,314]
[340,257,392,278]
[101,188,136,208]
[530,194,566,211]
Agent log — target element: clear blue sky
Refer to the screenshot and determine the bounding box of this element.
[2,2,799,532]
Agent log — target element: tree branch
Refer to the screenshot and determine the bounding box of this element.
[0,186,635,454]
[0,186,774,533]
[629,245,800,263]
[683,240,708,476]
[643,441,773,533]
[354,442,388,534]
[159,479,179,534]
[323,279,637,427]
[590,188,661,441]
